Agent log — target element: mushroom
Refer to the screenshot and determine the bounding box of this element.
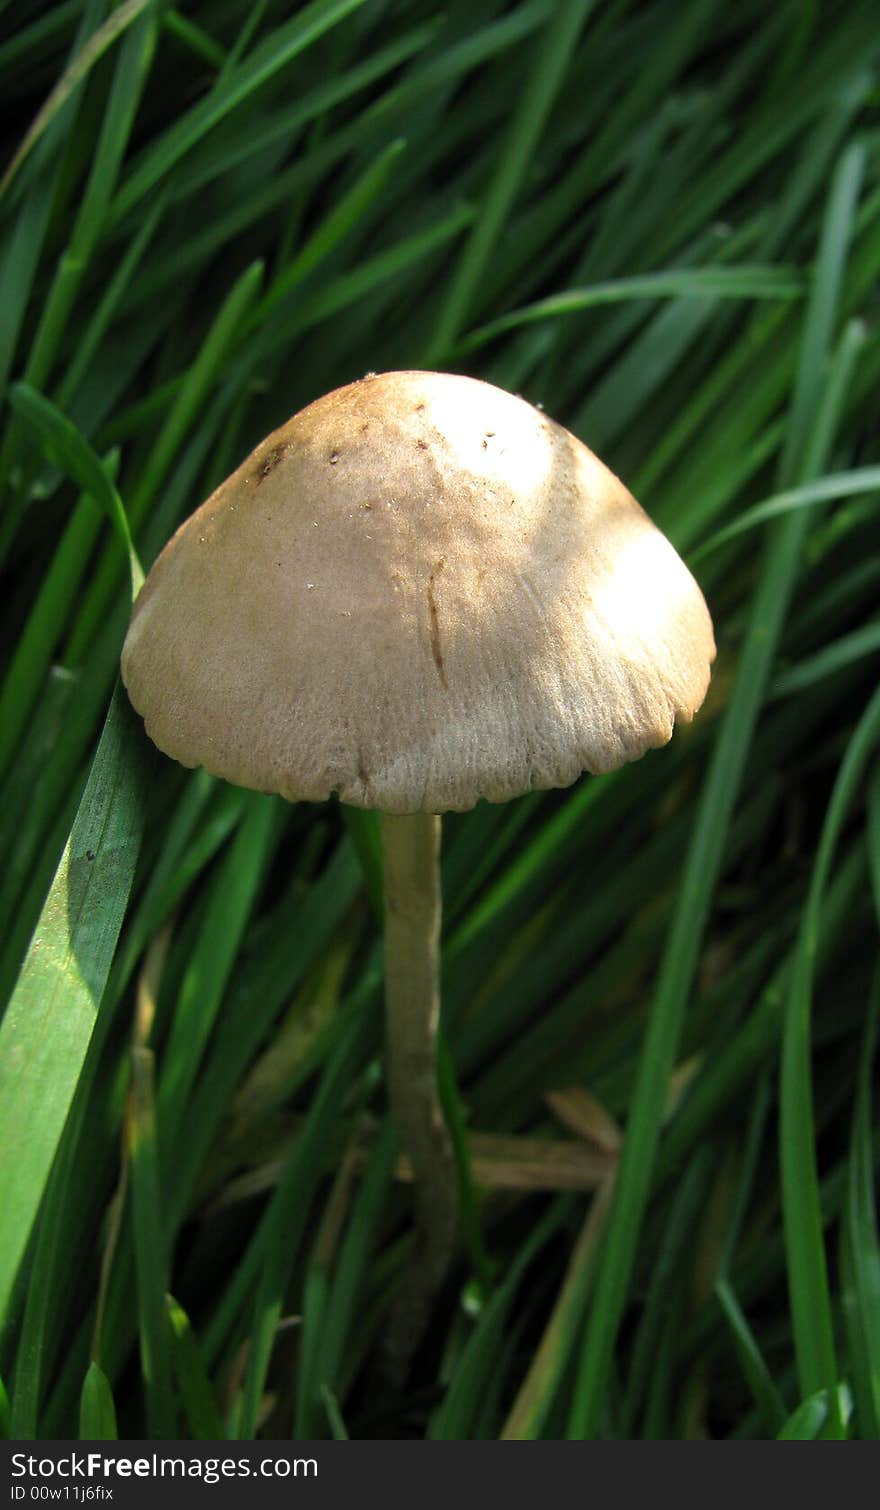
[121,369,715,1372]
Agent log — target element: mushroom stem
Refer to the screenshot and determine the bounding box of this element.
[381,810,458,1378]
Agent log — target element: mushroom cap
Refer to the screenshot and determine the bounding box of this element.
[121,370,715,814]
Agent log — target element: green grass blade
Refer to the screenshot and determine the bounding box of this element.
[252,138,407,324]
[0,0,108,407]
[167,1295,226,1440]
[321,1385,349,1440]
[129,1045,176,1439]
[0,685,151,1328]
[503,1180,616,1440]
[0,2,81,76]
[716,1280,787,1437]
[460,265,804,351]
[55,197,166,413]
[157,794,279,1154]
[297,1118,397,1437]
[3,0,879,1446]
[426,0,597,361]
[0,0,155,199]
[161,9,226,70]
[22,8,158,397]
[429,1200,566,1440]
[65,258,263,662]
[111,0,370,221]
[8,385,143,598]
[771,620,880,700]
[781,680,880,1422]
[692,463,880,563]
[252,205,475,357]
[78,1362,118,1441]
[10,1059,121,1441]
[169,842,363,1242]
[437,1030,493,1295]
[0,454,119,785]
[341,807,382,920]
[777,1385,852,1440]
[566,138,866,1440]
[234,998,379,1439]
[841,968,880,1439]
[126,255,262,518]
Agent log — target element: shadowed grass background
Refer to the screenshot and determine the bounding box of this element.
[0,0,878,1441]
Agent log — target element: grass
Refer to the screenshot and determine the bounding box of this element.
[0,0,878,1442]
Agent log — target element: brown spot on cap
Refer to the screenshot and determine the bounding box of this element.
[257,447,283,483]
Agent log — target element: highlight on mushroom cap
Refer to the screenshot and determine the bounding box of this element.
[121,370,716,814]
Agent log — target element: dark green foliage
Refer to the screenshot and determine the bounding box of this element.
[1,0,878,1441]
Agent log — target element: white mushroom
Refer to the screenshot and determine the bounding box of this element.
[121,369,715,1375]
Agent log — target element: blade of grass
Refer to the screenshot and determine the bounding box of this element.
[129,1044,175,1439]
[250,138,407,324]
[716,1281,788,1437]
[425,0,597,362]
[501,1180,615,1440]
[167,1296,226,1440]
[9,1039,128,1441]
[297,1118,397,1437]
[658,840,866,1185]
[249,204,475,360]
[0,0,108,412]
[169,840,363,1243]
[770,620,880,700]
[341,807,382,921]
[162,9,226,71]
[780,678,880,1419]
[777,1384,852,1440]
[840,965,880,1439]
[78,1361,118,1441]
[0,2,81,76]
[618,1148,715,1436]
[692,462,880,562]
[65,258,263,661]
[1,0,155,198]
[428,1199,567,1440]
[20,7,158,401]
[321,1385,349,1440]
[171,20,439,206]
[566,138,866,1439]
[0,453,120,784]
[459,265,804,352]
[111,0,370,221]
[706,1075,788,1436]
[0,684,151,1328]
[234,995,379,1440]
[157,793,280,1155]
[437,1030,493,1296]
[55,196,166,413]
[8,385,143,598]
